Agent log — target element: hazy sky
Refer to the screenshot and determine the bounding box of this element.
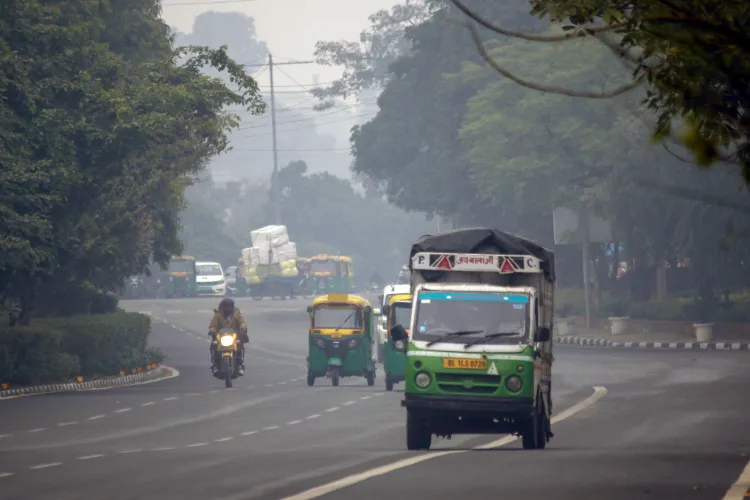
[162,0,397,88]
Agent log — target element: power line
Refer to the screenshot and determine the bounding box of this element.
[237,102,376,130]
[235,112,377,138]
[163,0,264,6]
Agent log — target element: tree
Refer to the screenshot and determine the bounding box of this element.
[449,0,750,179]
[0,0,264,322]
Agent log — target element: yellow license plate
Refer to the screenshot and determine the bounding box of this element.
[443,358,487,370]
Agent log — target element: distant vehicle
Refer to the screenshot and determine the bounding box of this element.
[195,261,226,297]
[376,284,411,362]
[224,266,238,295]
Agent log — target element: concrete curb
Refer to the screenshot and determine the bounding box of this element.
[555,336,750,351]
[0,365,178,400]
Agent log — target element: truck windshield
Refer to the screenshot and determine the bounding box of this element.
[413,291,529,345]
[391,302,412,329]
[313,306,363,329]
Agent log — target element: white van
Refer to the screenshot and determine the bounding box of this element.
[195,261,226,296]
[376,283,411,362]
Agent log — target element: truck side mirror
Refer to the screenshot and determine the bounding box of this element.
[535,326,551,342]
[381,304,390,317]
[390,324,408,342]
[306,305,313,314]
[372,308,381,316]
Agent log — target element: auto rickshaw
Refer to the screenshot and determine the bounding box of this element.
[306,294,378,387]
[381,293,412,391]
[164,256,197,297]
[305,255,354,296]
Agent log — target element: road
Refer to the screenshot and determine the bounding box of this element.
[0,296,748,500]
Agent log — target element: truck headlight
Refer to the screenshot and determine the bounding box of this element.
[394,339,405,350]
[505,375,522,392]
[414,372,431,388]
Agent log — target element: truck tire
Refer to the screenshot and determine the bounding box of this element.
[406,410,431,450]
[522,396,547,450]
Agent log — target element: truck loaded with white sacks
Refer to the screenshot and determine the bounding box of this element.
[234,225,301,300]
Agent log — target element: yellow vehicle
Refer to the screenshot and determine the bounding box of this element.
[164,255,197,297]
[300,255,354,297]
[306,294,378,387]
[381,293,412,391]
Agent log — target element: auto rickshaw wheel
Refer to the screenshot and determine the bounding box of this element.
[406,410,431,450]
[385,374,394,392]
[366,370,375,387]
[331,366,340,387]
[307,372,315,386]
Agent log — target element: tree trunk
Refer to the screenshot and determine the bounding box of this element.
[17,279,37,326]
[655,261,667,300]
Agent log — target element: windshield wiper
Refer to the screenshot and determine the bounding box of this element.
[463,332,521,348]
[425,330,483,346]
[334,311,355,331]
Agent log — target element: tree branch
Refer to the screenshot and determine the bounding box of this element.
[450,0,625,42]
[462,22,644,99]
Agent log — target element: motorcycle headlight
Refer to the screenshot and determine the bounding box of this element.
[505,375,522,392]
[220,334,236,347]
[315,339,325,348]
[414,371,431,388]
[394,339,405,350]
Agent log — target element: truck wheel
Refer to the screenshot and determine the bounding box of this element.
[377,343,383,363]
[522,397,547,450]
[306,372,315,387]
[385,374,394,392]
[406,410,431,450]
[366,370,375,387]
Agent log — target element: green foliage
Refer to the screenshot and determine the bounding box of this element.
[0,0,264,321]
[0,311,159,386]
[526,0,750,177]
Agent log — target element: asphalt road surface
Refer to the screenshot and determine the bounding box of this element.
[1,296,749,500]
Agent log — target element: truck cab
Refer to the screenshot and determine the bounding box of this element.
[392,228,555,451]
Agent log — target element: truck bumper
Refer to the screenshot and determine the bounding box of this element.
[401,393,534,417]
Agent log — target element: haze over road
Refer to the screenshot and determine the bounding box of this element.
[1,297,748,499]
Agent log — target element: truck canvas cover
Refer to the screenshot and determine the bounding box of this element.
[409,228,554,283]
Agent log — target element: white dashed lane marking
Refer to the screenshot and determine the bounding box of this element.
[28,428,46,433]
[262,426,279,431]
[152,447,175,451]
[117,449,142,454]
[77,454,105,460]
[114,408,132,413]
[57,422,77,427]
[30,463,62,470]
[186,443,208,448]
[325,407,340,413]
[306,414,321,420]
[214,437,234,442]
[287,420,302,426]
[241,431,258,436]
[0,472,15,478]
[141,402,155,407]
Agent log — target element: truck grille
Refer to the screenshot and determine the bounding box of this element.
[435,373,501,395]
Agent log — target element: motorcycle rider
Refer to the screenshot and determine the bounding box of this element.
[208,298,248,375]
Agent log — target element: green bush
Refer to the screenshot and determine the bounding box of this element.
[35,282,119,318]
[0,311,162,386]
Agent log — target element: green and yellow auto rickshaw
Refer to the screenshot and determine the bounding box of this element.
[164,256,197,297]
[381,293,412,391]
[306,294,378,387]
[303,255,354,296]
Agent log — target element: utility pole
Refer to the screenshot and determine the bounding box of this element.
[579,203,593,328]
[269,54,281,224]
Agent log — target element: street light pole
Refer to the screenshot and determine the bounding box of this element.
[268,53,281,224]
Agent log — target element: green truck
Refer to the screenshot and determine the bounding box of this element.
[389,228,555,450]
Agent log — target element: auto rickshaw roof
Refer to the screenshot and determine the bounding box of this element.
[311,254,339,261]
[388,293,413,306]
[296,257,311,263]
[339,256,352,262]
[171,255,195,261]
[312,294,372,308]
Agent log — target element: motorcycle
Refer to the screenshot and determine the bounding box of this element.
[211,327,243,388]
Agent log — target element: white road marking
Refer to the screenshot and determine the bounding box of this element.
[279,382,287,385]
[286,420,302,425]
[164,396,179,401]
[325,407,340,412]
[360,396,371,400]
[77,454,105,460]
[209,390,220,394]
[152,447,175,451]
[28,428,46,433]
[265,384,274,387]
[141,402,156,407]
[723,460,750,499]
[57,422,77,427]
[241,431,258,436]
[117,449,142,454]
[114,408,132,413]
[0,472,14,478]
[281,386,608,500]
[185,393,201,397]
[30,463,62,470]
[306,414,321,420]
[88,415,106,420]
[214,437,234,442]
[262,426,279,431]
[0,434,13,439]
[178,328,185,332]
[373,393,384,396]
[342,401,356,406]
[186,443,207,448]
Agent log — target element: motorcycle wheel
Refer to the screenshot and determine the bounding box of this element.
[223,357,233,388]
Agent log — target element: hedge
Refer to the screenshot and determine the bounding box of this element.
[0,311,163,386]
[555,288,750,322]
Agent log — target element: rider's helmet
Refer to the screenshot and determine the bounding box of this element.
[219,297,235,313]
